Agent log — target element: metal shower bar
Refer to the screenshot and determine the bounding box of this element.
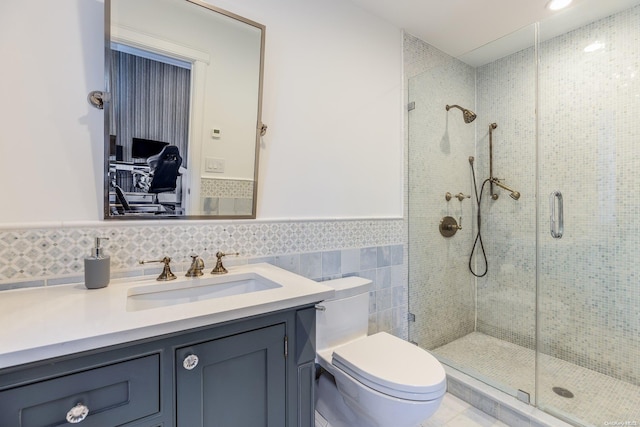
[488,123,520,201]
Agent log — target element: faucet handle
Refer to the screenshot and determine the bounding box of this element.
[211,251,239,275]
[186,255,205,277]
[139,256,177,281]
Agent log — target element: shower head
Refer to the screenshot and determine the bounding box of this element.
[446,104,477,123]
[491,178,521,201]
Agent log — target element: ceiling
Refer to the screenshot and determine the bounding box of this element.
[348,0,640,66]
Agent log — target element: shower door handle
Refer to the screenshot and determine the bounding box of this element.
[549,191,564,239]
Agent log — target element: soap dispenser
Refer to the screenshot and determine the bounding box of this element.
[84,237,110,289]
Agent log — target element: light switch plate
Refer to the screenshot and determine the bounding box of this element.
[205,157,225,173]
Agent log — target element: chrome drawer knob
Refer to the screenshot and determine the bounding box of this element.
[66,403,89,423]
[183,354,199,370]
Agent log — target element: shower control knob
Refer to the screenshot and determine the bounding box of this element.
[439,216,461,237]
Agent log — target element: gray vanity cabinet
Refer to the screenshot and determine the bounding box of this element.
[0,305,317,427]
[0,354,160,426]
[176,324,287,426]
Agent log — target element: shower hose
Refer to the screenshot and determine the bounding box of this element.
[469,160,490,278]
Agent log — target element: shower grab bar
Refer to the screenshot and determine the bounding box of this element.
[549,191,564,238]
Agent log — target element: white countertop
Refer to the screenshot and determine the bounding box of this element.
[0,263,334,369]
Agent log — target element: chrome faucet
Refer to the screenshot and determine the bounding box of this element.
[186,255,205,277]
[139,256,177,281]
[211,251,239,275]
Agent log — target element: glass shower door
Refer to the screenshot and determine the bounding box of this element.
[536,5,640,425]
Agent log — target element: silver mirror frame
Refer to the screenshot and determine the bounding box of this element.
[100,0,266,220]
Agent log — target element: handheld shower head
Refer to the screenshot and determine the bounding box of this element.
[446,104,477,123]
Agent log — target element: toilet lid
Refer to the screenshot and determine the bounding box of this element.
[331,332,446,401]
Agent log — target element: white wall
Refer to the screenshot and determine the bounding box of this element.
[112,0,262,182]
[0,0,105,224]
[0,0,403,225]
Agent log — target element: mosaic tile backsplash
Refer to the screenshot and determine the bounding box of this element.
[200,178,254,198]
[199,178,254,216]
[0,219,407,338]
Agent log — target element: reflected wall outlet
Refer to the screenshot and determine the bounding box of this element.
[205,157,225,173]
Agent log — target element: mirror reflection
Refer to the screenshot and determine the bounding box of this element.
[106,0,264,219]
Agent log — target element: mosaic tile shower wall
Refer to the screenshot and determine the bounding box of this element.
[475,42,537,350]
[0,219,407,338]
[405,33,476,350]
[474,5,640,385]
[407,3,640,387]
[536,5,640,385]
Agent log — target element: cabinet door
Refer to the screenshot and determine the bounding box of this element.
[176,324,286,427]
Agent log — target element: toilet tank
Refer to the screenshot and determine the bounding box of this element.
[316,277,372,352]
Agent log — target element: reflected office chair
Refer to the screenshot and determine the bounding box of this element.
[147,145,183,207]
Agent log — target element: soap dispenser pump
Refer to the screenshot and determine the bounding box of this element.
[84,237,110,289]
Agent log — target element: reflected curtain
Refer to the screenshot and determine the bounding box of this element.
[109,50,191,167]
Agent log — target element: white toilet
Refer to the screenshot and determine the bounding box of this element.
[314,277,446,427]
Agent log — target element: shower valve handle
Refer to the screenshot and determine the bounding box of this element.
[442,222,462,231]
[449,218,463,230]
[439,216,462,237]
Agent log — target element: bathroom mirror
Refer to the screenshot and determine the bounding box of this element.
[105,0,265,219]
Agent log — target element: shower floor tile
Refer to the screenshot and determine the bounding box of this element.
[433,332,640,426]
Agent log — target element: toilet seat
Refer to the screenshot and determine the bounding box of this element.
[331,332,446,401]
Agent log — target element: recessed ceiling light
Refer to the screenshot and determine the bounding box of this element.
[547,0,573,11]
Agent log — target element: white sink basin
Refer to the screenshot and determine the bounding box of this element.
[126,272,282,311]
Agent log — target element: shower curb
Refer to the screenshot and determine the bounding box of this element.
[444,366,576,427]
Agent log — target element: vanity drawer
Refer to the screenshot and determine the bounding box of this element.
[0,354,160,427]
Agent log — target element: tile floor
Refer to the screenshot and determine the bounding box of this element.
[421,393,507,427]
[315,393,504,427]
